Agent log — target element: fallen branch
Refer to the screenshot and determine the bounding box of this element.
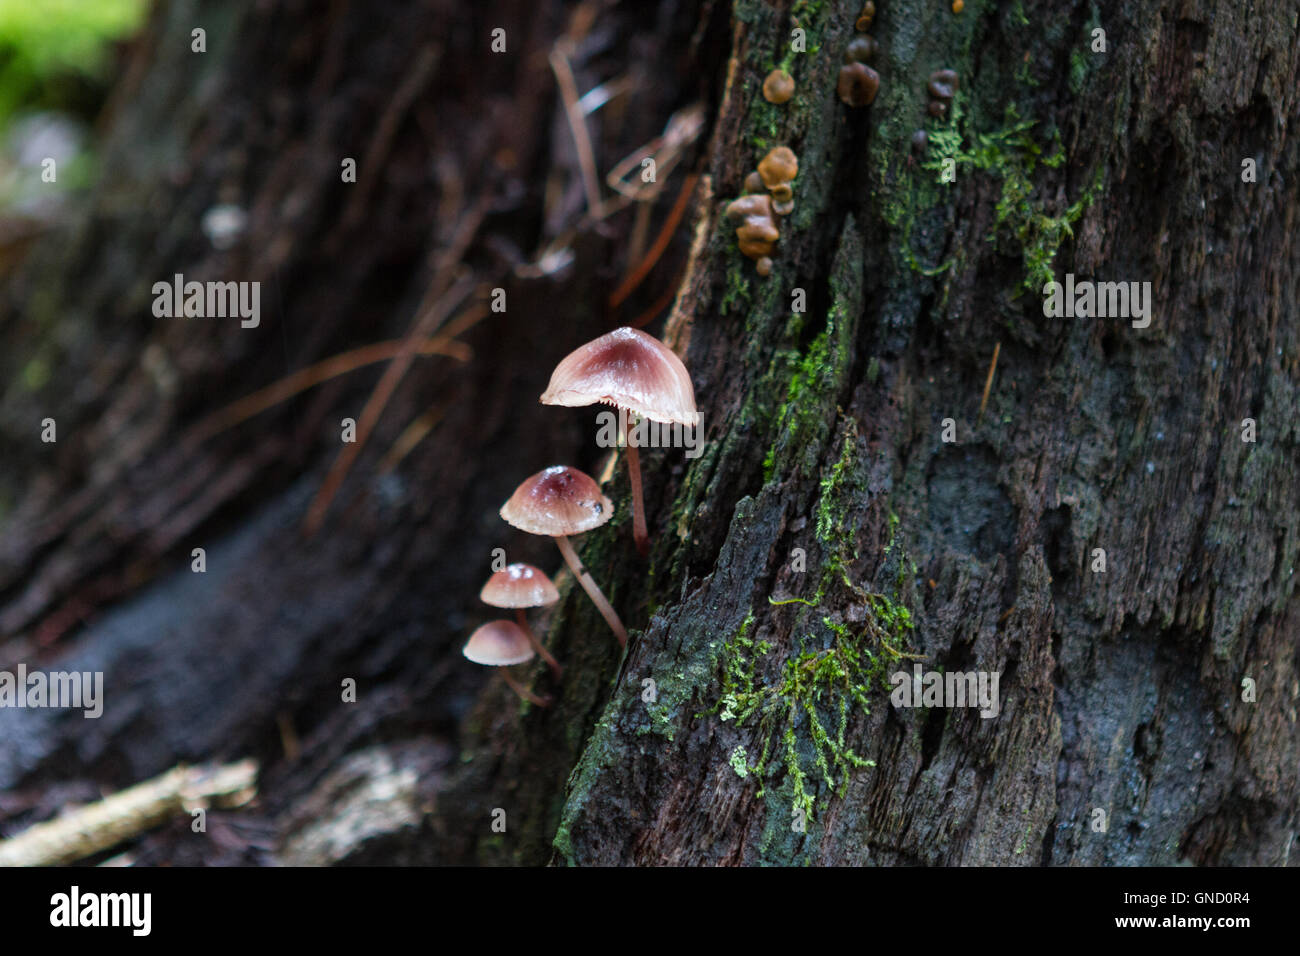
[0,759,258,867]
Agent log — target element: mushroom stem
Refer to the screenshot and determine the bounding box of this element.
[516,609,562,678]
[625,441,650,558]
[500,668,551,707]
[553,534,628,647]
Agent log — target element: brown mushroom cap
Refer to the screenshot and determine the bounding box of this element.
[757,146,799,188]
[463,620,536,666]
[480,563,560,608]
[500,466,614,537]
[762,69,795,104]
[540,327,699,427]
[845,36,877,64]
[743,171,765,194]
[838,62,880,108]
[928,69,958,101]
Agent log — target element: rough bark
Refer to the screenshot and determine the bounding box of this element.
[0,0,1296,868]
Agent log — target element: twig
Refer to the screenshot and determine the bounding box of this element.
[978,341,1001,424]
[549,45,602,215]
[609,172,700,309]
[302,271,477,534]
[329,44,441,253]
[0,760,258,867]
[184,335,470,447]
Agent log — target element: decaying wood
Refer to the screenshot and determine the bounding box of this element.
[0,0,1295,868]
[0,760,256,866]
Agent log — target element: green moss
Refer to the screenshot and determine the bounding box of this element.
[923,104,1103,295]
[707,611,900,822]
[762,219,863,484]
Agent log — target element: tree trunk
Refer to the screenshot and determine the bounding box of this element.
[0,0,1295,867]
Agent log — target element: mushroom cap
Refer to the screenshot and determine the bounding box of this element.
[480,562,560,608]
[540,327,699,427]
[837,62,880,108]
[762,69,795,104]
[845,36,877,64]
[500,465,614,537]
[757,146,799,188]
[726,193,774,221]
[463,620,536,666]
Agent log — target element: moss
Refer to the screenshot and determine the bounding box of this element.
[922,103,1103,295]
[707,610,900,822]
[762,218,863,484]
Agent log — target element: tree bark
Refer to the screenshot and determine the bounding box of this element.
[0,0,1296,868]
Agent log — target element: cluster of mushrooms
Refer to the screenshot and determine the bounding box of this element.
[462,327,700,706]
[838,5,881,108]
[725,146,800,276]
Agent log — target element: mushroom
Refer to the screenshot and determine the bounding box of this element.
[770,182,794,204]
[756,256,773,277]
[540,329,699,559]
[845,36,877,64]
[726,193,781,259]
[838,62,880,108]
[855,1,875,32]
[463,620,551,707]
[743,171,765,194]
[928,69,958,102]
[772,198,794,216]
[928,99,949,119]
[500,465,629,646]
[762,69,795,104]
[757,146,799,189]
[480,563,562,677]
[911,130,929,155]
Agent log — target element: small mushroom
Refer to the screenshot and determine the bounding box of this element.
[845,36,877,64]
[480,563,562,677]
[743,171,765,194]
[837,62,880,108]
[463,620,551,707]
[953,0,964,12]
[500,466,628,646]
[770,182,794,203]
[540,329,699,560]
[756,257,773,277]
[762,69,795,104]
[757,146,799,189]
[928,99,949,119]
[928,69,959,101]
[725,193,780,259]
[772,198,795,216]
[911,129,928,155]
[855,1,875,32]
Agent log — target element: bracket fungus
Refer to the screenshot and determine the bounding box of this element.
[500,465,628,646]
[463,620,552,707]
[762,69,795,104]
[540,327,699,558]
[838,62,880,108]
[480,563,562,677]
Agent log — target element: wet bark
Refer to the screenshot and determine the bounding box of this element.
[0,0,1296,867]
